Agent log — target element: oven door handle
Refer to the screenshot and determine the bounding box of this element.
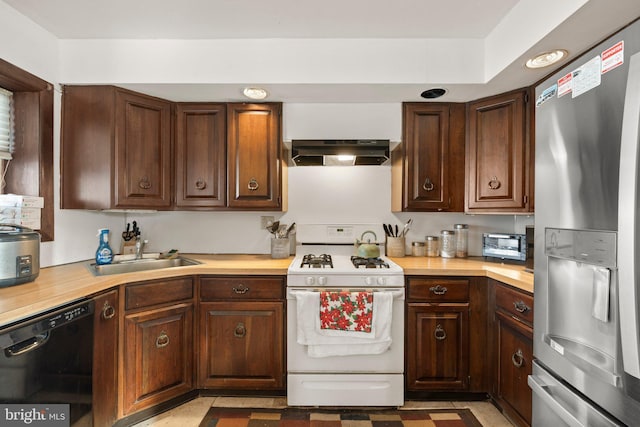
[288,289,404,299]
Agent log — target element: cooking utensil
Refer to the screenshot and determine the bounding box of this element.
[267,220,280,236]
[401,218,413,237]
[395,224,399,238]
[284,222,296,237]
[355,230,380,258]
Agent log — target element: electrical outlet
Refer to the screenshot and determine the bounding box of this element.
[261,216,275,229]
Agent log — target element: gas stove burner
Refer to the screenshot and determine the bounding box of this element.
[300,254,333,268]
[351,256,390,269]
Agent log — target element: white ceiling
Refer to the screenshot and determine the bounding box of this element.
[3,0,640,102]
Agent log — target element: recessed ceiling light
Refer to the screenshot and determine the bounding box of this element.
[525,50,568,69]
[243,87,268,100]
[420,88,447,99]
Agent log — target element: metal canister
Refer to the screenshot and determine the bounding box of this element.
[425,236,439,257]
[440,230,456,258]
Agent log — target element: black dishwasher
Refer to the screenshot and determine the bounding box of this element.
[0,299,95,426]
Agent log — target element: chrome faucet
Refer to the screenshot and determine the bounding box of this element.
[135,237,148,259]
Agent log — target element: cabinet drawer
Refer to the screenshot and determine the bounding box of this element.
[407,278,469,302]
[496,283,534,325]
[125,277,194,310]
[200,276,285,301]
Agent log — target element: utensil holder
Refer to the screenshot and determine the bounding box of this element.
[386,236,405,257]
[271,238,290,259]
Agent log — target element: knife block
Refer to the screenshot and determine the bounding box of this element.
[121,240,136,255]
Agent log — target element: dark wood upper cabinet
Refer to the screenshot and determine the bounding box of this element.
[227,103,284,210]
[61,85,172,209]
[175,103,226,208]
[392,103,465,212]
[466,89,533,213]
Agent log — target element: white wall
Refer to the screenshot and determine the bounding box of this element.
[0,5,530,267]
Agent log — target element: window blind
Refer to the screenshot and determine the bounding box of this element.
[0,87,14,160]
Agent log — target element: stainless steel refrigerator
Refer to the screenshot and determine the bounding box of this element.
[531,18,640,426]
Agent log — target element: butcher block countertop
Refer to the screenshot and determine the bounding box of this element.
[0,254,532,327]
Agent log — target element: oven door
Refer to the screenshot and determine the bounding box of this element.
[287,287,404,373]
[286,287,405,406]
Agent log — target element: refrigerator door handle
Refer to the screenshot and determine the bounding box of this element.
[618,51,640,380]
[528,374,622,427]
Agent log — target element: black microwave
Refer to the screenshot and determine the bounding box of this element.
[482,233,527,262]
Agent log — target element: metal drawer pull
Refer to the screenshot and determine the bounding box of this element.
[422,177,435,191]
[234,322,246,338]
[138,176,152,190]
[155,331,170,348]
[512,349,524,368]
[102,301,116,320]
[488,176,501,190]
[233,284,250,294]
[195,178,207,190]
[434,324,447,340]
[513,300,530,313]
[429,285,448,295]
[248,178,259,191]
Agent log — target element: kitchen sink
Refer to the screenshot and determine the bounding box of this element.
[88,256,202,276]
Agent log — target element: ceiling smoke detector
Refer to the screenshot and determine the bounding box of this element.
[420,88,447,99]
[243,87,269,100]
[526,50,568,69]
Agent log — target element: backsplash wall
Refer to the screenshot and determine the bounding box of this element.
[40,164,531,266]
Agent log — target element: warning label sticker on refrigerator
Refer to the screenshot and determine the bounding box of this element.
[557,72,572,97]
[572,56,601,98]
[601,40,624,74]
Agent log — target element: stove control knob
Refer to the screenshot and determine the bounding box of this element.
[318,276,327,286]
[377,277,386,285]
[365,277,374,286]
[305,277,315,286]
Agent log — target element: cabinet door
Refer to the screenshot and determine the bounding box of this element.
[115,90,172,208]
[199,301,284,389]
[466,90,530,213]
[398,103,465,211]
[175,103,227,208]
[496,311,533,427]
[93,289,119,427]
[227,103,282,209]
[122,302,193,415]
[406,303,469,390]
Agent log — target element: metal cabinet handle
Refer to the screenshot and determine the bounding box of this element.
[155,331,170,348]
[434,324,447,340]
[232,284,250,294]
[5,332,50,357]
[234,322,246,338]
[247,178,259,191]
[514,300,530,313]
[488,176,501,190]
[429,285,448,295]
[195,178,207,190]
[138,176,152,190]
[422,177,435,192]
[512,349,525,368]
[101,301,116,320]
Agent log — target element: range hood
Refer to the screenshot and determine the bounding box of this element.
[291,139,390,166]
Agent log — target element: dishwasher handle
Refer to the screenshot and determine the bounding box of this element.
[4,332,50,357]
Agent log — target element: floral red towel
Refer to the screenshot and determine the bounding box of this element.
[319,291,373,332]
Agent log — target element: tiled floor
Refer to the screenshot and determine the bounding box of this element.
[131,397,516,427]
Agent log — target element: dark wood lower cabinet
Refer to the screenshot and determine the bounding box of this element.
[492,280,534,427]
[93,289,119,427]
[406,303,470,390]
[199,301,284,389]
[122,302,194,416]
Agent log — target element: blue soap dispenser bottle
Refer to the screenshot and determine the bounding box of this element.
[96,228,114,265]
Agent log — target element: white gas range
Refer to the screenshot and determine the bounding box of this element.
[286,224,405,407]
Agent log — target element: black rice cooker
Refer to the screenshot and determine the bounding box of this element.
[0,224,40,288]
